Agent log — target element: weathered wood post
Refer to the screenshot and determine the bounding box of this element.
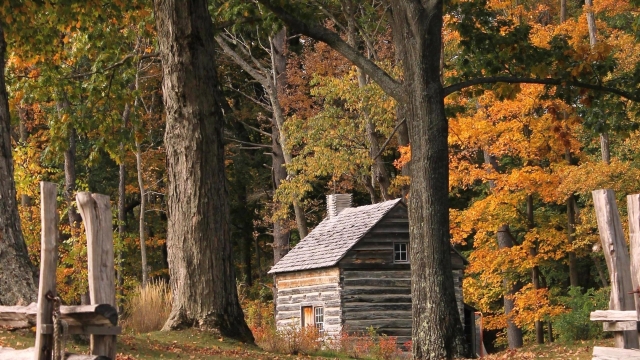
[627,194,640,344]
[592,189,638,348]
[34,182,59,360]
[76,193,116,360]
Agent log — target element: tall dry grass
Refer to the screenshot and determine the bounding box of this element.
[122,280,172,333]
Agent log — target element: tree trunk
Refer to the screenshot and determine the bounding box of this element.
[153,0,253,341]
[18,106,32,208]
[0,22,37,306]
[497,225,524,349]
[269,30,308,239]
[389,2,466,357]
[585,0,611,164]
[527,195,544,344]
[133,67,149,288]
[484,149,525,348]
[272,127,290,264]
[135,138,149,287]
[560,0,567,23]
[117,102,130,309]
[270,28,294,263]
[63,124,82,227]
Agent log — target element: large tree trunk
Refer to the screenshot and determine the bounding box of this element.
[497,225,524,349]
[153,0,253,341]
[389,2,466,358]
[0,22,38,306]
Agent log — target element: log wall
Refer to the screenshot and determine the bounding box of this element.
[339,204,465,346]
[275,267,342,338]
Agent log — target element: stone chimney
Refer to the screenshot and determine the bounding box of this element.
[327,194,352,219]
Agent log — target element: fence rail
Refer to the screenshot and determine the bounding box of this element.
[0,182,119,360]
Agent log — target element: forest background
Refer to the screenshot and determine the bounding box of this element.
[0,0,640,356]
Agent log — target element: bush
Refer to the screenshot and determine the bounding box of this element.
[122,279,172,333]
[327,327,407,360]
[553,286,610,343]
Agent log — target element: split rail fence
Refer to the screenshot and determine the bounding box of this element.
[0,182,120,360]
[589,189,640,359]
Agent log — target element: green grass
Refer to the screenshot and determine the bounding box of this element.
[0,328,348,359]
[0,328,615,359]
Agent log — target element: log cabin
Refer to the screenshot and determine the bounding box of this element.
[269,194,472,348]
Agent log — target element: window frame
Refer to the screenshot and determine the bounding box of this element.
[301,305,324,333]
[314,306,324,333]
[394,242,409,263]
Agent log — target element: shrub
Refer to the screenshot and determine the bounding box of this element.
[553,286,610,343]
[122,279,172,333]
[327,327,407,360]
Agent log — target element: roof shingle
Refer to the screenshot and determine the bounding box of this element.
[268,198,402,274]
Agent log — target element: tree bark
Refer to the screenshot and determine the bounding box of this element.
[388,2,466,357]
[497,225,524,349]
[153,0,253,341]
[0,21,38,306]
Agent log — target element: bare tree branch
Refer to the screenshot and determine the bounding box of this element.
[257,0,406,102]
[373,118,406,160]
[215,35,269,86]
[241,120,272,137]
[67,52,158,79]
[225,137,273,148]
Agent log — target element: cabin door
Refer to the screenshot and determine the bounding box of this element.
[301,306,313,327]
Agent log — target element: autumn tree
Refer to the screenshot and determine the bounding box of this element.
[153,0,253,340]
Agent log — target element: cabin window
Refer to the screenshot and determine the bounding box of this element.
[301,306,324,333]
[394,242,408,262]
[314,306,324,332]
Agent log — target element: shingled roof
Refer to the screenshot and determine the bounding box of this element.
[268,198,403,274]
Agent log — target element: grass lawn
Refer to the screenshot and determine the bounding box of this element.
[0,328,349,359]
[0,328,614,359]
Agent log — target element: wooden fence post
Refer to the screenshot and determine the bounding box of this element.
[76,193,116,360]
[34,182,58,360]
[592,189,638,349]
[627,194,640,344]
